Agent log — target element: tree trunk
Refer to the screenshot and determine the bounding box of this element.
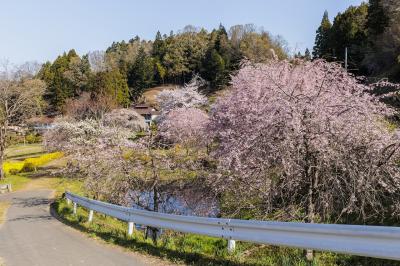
[151,185,159,242]
[148,133,159,243]
[0,123,7,180]
[306,165,319,263]
[306,180,315,262]
[302,120,315,263]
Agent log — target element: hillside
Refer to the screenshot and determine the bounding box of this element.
[141,85,178,107]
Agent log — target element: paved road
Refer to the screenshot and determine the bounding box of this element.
[0,190,149,266]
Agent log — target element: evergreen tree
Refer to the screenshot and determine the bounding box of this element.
[363,0,400,79]
[215,24,234,68]
[304,48,311,60]
[201,48,226,89]
[366,0,389,38]
[330,3,368,68]
[38,51,75,111]
[155,61,167,84]
[127,47,155,101]
[199,25,236,90]
[152,31,166,60]
[89,69,130,106]
[313,11,333,59]
[37,50,93,113]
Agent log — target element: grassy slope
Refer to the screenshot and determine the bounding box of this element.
[142,85,177,107]
[0,144,81,194]
[0,144,60,191]
[5,143,44,160]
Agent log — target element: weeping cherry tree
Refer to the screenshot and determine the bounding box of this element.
[208,60,400,226]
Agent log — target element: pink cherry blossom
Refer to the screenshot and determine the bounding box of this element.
[208,59,400,224]
[158,107,209,147]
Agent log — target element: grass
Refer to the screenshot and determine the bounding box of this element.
[0,174,31,191]
[5,143,44,160]
[0,201,10,225]
[0,143,67,192]
[142,85,176,106]
[27,177,84,197]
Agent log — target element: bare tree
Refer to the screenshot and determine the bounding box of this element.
[14,61,42,79]
[88,50,107,73]
[63,92,117,120]
[0,64,45,179]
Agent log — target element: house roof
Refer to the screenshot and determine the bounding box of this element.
[134,104,149,108]
[26,116,55,125]
[133,104,160,115]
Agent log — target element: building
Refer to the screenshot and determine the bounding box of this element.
[132,104,160,125]
[25,116,55,134]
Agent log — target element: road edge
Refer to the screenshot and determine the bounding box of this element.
[0,201,10,227]
[49,198,176,266]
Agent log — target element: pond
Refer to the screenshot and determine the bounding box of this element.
[127,190,219,217]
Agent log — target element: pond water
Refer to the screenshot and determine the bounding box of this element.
[126,190,219,234]
[127,190,219,217]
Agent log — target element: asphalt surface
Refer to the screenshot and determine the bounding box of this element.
[0,190,149,266]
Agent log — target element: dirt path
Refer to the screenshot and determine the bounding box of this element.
[0,189,152,266]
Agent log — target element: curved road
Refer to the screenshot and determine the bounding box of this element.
[0,190,151,266]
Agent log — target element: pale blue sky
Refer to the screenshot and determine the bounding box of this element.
[0,0,364,64]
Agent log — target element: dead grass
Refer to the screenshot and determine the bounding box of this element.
[24,177,83,198]
[42,157,68,169]
[141,85,177,107]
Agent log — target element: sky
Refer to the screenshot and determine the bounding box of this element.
[0,0,364,64]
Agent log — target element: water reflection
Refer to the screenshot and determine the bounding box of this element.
[127,190,219,217]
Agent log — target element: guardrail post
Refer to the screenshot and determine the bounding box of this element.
[227,239,236,253]
[128,222,135,236]
[7,184,12,192]
[88,210,94,222]
[73,202,77,215]
[306,249,314,261]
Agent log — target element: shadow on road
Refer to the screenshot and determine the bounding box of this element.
[13,197,51,208]
[8,214,52,222]
[50,201,258,266]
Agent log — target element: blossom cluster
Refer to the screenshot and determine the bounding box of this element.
[208,59,400,222]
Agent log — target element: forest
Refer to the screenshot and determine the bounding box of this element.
[36,24,288,115]
[312,0,400,81]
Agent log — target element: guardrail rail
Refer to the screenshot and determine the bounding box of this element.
[65,191,400,260]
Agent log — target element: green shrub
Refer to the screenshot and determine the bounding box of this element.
[8,168,20,175]
[25,133,42,144]
[21,162,36,172]
[6,133,24,146]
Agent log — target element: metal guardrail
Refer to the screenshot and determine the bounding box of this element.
[65,191,400,260]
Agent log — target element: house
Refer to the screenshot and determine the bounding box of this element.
[132,104,160,125]
[26,116,55,134]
